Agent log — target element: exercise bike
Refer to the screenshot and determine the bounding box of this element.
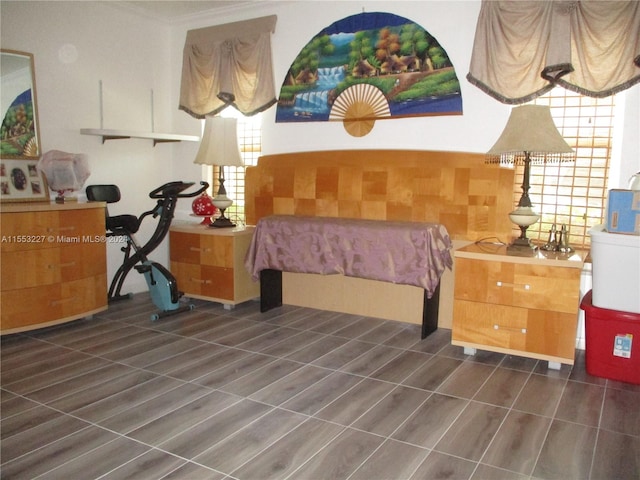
[86,181,209,321]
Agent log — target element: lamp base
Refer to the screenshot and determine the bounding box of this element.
[507,236,538,256]
[209,209,235,228]
[507,210,539,256]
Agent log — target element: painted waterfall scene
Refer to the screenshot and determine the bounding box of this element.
[275,12,463,125]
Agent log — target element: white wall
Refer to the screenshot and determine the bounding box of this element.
[170,1,511,155]
[3,0,639,296]
[1,1,181,294]
[264,1,509,154]
[170,0,639,194]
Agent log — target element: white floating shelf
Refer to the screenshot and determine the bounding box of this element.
[80,128,200,146]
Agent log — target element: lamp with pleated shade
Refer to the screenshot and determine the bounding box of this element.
[193,116,244,228]
[487,105,575,252]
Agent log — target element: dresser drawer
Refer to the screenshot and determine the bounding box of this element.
[2,243,106,290]
[169,231,233,268]
[61,208,105,237]
[1,274,107,331]
[452,300,528,351]
[169,231,201,263]
[170,262,234,301]
[2,248,61,289]
[452,299,578,360]
[1,210,59,251]
[454,257,580,313]
[1,208,104,252]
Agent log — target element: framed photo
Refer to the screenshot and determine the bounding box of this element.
[0,158,49,202]
[1,49,47,203]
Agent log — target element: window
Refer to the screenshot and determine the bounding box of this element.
[514,89,616,249]
[214,110,262,226]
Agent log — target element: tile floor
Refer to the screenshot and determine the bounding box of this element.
[1,294,639,480]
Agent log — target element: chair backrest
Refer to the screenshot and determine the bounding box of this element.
[86,184,121,204]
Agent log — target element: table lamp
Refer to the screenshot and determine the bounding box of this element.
[486,105,574,252]
[193,116,244,228]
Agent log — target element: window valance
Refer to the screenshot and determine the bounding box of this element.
[467,1,640,104]
[179,15,277,118]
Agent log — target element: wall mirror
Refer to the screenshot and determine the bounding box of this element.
[1,49,48,202]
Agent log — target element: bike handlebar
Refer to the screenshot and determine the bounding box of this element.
[148,181,210,199]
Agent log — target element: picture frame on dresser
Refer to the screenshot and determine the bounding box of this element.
[1,49,48,203]
[0,158,49,202]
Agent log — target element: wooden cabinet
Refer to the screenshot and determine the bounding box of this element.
[169,224,259,308]
[452,244,586,367]
[1,203,108,334]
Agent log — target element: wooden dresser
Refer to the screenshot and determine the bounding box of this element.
[452,243,587,368]
[169,223,259,309]
[1,202,108,334]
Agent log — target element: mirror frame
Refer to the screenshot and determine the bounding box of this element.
[1,49,48,202]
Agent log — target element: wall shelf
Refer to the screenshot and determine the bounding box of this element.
[80,128,200,146]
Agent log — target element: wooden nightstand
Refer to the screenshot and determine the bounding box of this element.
[451,243,587,368]
[169,223,259,309]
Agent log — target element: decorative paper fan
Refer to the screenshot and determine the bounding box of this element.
[329,84,390,137]
[276,13,464,133]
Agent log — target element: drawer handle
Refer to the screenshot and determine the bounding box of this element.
[190,278,212,285]
[47,226,76,233]
[51,297,77,306]
[189,247,212,253]
[496,281,530,290]
[493,324,527,334]
[48,261,77,269]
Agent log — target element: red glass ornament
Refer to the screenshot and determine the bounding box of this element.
[192,193,217,225]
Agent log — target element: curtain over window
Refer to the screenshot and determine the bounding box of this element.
[467,1,640,104]
[180,15,278,118]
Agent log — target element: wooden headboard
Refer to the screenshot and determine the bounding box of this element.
[245,149,514,241]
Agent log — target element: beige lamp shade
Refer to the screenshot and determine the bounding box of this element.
[486,105,574,164]
[193,116,244,167]
[487,105,574,252]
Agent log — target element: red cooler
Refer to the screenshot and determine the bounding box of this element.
[580,290,640,385]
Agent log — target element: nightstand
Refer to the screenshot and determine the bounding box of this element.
[451,243,587,368]
[169,223,259,309]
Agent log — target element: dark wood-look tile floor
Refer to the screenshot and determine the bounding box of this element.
[1,294,639,479]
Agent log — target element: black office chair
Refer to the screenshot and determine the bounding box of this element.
[85,184,141,236]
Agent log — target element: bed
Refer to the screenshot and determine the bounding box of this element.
[244,149,514,331]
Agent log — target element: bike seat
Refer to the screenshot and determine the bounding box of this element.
[86,184,141,235]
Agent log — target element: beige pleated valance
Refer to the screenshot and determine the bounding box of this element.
[467,1,640,103]
[179,15,277,118]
